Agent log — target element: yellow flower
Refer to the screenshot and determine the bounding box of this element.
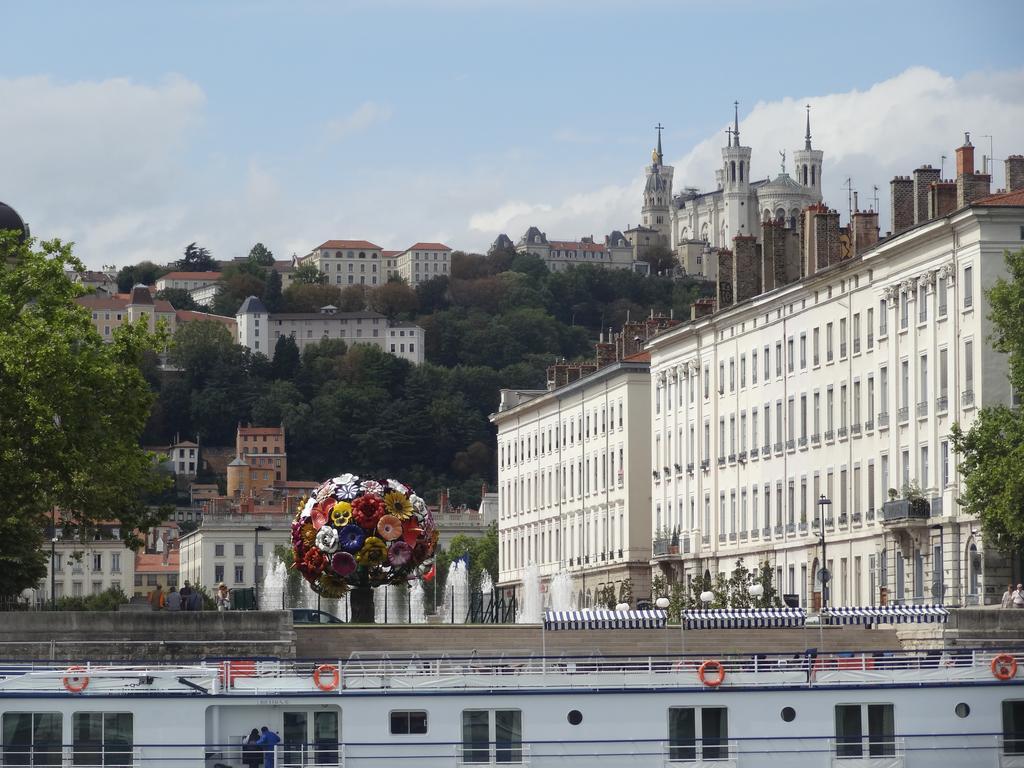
[356,536,388,566]
[383,491,415,520]
[331,501,353,526]
[300,524,316,547]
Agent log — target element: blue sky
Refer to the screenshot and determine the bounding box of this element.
[1,0,1022,268]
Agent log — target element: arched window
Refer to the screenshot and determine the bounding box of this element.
[730,161,736,182]
[802,164,808,185]
[739,161,744,181]
[763,208,772,221]
[775,207,785,223]
[811,165,816,186]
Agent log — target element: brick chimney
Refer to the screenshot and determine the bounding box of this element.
[890,176,914,233]
[928,181,957,219]
[956,133,974,178]
[1006,155,1024,192]
[912,165,941,225]
[732,235,762,303]
[716,249,734,308]
[956,132,991,206]
[690,297,715,321]
[851,209,879,255]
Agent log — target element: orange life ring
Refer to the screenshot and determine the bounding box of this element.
[992,654,1018,681]
[698,659,726,687]
[313,664,340,691]
[62,666,89,693]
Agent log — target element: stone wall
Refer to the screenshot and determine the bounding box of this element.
[0,610,295,660]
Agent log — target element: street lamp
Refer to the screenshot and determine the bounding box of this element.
[50,537,58,609]
[817,495,833,612]
[254,525,271,610]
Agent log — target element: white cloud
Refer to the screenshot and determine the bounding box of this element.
[322,102,393,144]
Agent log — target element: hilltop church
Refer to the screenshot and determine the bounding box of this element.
[628,105,824,278]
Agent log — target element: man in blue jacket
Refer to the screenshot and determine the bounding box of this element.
[256,726,281,768]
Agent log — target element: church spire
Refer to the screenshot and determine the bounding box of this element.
[804,104,812,150]
[654,122,664,165]
[733,101,740,147]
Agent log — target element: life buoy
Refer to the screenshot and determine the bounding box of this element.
[992,654,1018,681]
[62,666,89,693]
[313,664,340,691]
[698,659,726,687]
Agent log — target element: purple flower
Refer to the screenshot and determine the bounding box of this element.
[331,551,357,577]
[388,541,413,567]
[337,524,366,554]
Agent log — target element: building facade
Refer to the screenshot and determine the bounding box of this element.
[227,425,288,498]
[155,272,222,292]
[300,239,385,287]
[178,512,291,595]
[77,286,176,342]
[235,296,425,364]
[514,228,637,272]
[30,523,136,605]
[390,242,452,286]
[647,188,1024,609]
[492,355,654,608]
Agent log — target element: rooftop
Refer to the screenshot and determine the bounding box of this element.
[159,271,222,281]
[315,239,383,251]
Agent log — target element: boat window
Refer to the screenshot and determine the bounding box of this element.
[1003,701,1024,755]
[390,711,428,735]
[72,712,133,766]
[781,707,796,722]
[461,709,522,764]
[834,704,894,758]
[955,703,970,718]
[567,710,583,726]
[2,712,62,766]
[668,706,728,761]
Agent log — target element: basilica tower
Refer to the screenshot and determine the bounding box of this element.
[641,123,674,246]
[721,102,753,241]
[793,105,824,202]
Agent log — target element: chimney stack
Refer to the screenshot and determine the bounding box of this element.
[1006,155,1024,192]
[890,176,914,233]
[851,209,880,255]
[912,165,941,225]
[956,132,974,178]
[690,298,716,321]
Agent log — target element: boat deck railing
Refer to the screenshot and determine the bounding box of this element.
[0,649,1020,693]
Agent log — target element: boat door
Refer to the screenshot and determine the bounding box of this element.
[281,710,340,767]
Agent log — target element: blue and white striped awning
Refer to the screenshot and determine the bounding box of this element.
[683,608,807,630]
[823,605,949,625]
[543,609,667,631]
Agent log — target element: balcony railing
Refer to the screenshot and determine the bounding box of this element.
[917,401,928,418]
[739,531,748,541]
[718,533,726,543]
[773,442,783,453]
[864,419,874,431]
[931,496,944,518]
[786,439,795,450]
[962,389,975,408]
[852,511,862,524]
[838,426,848,438]
[728,453,737,463]
[751,528,759,539]
[653,538,672,556]
[702,535,710,546]
[686,462,694,474]
[882,498,931,522]
[700,460,710,471]
[717,456,726,467]
[786,522,795,534]
[851,423,862,435]
[853,338,861,354]
[897,406,909,423]
[866,508,875,522]
[878,411,890,428]
[738,450,747,462]
[824,429,835,441]
[761,445,771,457]
[799,522,808,534]
[811,433,821,444]
[936,395,948,414]
[762,527,771,538]
[728,532,736,541]
[838,513,848,527]
[840,343,848,358]
[798,436,808,447]
[867,333,874,348]
[774,525,784,536]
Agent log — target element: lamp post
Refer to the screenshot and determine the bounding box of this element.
[50,537,58,609]
[817,495,833,612]
[254,525,271,610]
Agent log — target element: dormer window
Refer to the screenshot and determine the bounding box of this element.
[534,236,540,244]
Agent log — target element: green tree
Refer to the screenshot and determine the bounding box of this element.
[177,242,216,272]
[282,283,342,313]
[0,234,168,597]
[248,242,275,267]
[292,262,327,285]
[641,244,677,275]
[116,260,163,293]
[953,249,1024,553]
[272,334,301,380]
[262,268,283,312]
[367,282,418,319]
[211,261,266,317]
[155,287,200,311]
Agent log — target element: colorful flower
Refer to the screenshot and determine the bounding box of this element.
[300,523,317,548]
[302,547,327,577]
[311,497,334,529]
[315,525,339,554]
[334,475,361,501]
[337,524,366,554]
[376,514,403,541]
[388,541,413,567]
[331,501,353,526]
[409,494,427,516]
[387,478,411,495]
[316,572,350,598]
[352,494,386,530]
[301,496,316,518]
[383,491,415,520]
[330,551,357,577]
[360,479,384,496]
[356,536,388,567]
[401,524,422,547]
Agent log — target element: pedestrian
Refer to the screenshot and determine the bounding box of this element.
[256,726,281,768]
[165,587,182,612]
[179,581,194,611]
[1014,584,1024,609]
[1002,583,1014,609]
[188,587,203,612]
[148,584,165,611]
[242,728,262,768]
[216,583,231,612]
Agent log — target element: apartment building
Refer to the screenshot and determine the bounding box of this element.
[390,242,452,286]
[300,239,385,287]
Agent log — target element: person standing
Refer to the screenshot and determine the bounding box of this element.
[257,726,281,768]
[1002,583,1014,609]
[148,584,165,611]
[179,581,194,611]
[216,583,231,612]
[1014,584,1024,609]
[242,728,262,768]
[165,587,182,612]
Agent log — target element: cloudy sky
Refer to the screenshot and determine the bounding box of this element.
[1,0,1022,269]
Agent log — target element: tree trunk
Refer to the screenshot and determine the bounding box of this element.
[350,584,374,623]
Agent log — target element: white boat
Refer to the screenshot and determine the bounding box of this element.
[1,608,1022,768]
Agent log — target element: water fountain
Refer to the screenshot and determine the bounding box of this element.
[261,557,288,610]
[409,580,427,624]
[516,562,542,623]
[440,560,469,624]
[548,572,574,611]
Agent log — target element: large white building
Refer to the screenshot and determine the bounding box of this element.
[646,181,1024,609]
[300,239,386,287]
[388,242,452,286]
[513,228,639,273]
[235,296,426,364]
[492,352,655,607]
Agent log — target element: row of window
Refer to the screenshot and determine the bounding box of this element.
[498,401,625,469]
[502,509,625,572]
[52,553,121,575]
[500,446,625,518]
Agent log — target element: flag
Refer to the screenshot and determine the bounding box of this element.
[422,564,436,582]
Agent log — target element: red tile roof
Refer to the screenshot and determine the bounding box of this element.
[176,310,237,329]
[382,250,401,258]
[407,242,451,251]
[974,189,1024,207]
[135,550,180,573]
[316,240,382,251]
[159,271,222,281]
[623,351,652,363]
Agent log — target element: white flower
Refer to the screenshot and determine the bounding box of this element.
[332,473,358,486]
[387,479,410,495]
[361,479,384,495]
[409,494,427,515]
[301,497,316,518]
[336,479,361,500]
[315,526,339,554]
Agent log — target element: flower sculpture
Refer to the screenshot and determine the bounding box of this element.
[291,473,438,621]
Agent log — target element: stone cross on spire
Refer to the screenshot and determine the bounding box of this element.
[654,122,664,164]
[805,104,812,150]
[733,101,740,146]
